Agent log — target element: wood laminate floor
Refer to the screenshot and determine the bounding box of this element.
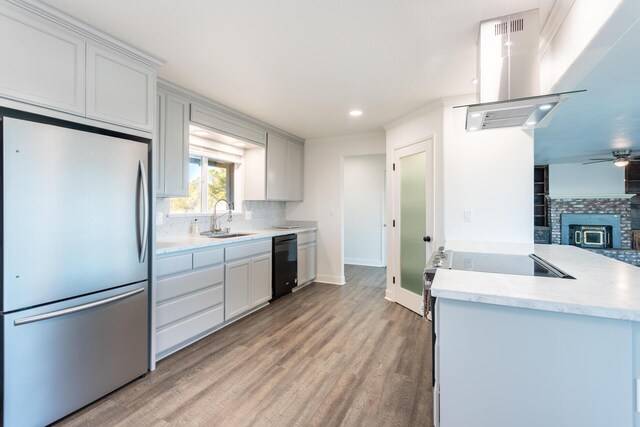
[56,265,433,427]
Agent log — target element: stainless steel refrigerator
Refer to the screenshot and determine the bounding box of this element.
[1,112,150,426]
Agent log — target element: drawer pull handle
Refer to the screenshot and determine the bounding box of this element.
[14,287,145,326]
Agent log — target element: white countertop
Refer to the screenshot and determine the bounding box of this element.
[431,243,640,321]
[156,227,317,255]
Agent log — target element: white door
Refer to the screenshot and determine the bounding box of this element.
[393,139,434,314]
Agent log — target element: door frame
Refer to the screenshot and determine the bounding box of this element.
[391,137,436,314]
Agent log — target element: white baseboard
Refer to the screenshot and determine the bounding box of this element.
[315,274,346,285]
[344,258,385,267]
[385,288,395,302]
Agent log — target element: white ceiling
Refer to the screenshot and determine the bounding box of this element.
[43,0,553,139]
[534,14,640,165]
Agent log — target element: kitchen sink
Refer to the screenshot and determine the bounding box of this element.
[200,231,255,239]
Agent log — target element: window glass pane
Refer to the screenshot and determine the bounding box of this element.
[208,160,232,211]
[170,157,202,213]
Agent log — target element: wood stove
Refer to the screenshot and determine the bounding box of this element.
[568,225,613,249]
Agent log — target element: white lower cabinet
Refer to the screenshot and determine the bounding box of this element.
[251,253,272,306]
[155,239,273,360]
[224,240,272,321]
[225,259,251,320]
[155,248,225,359]
[297,231,317,286]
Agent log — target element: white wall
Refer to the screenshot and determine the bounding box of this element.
[442,98,534,245]
[286,132,386,284]
[549,162,626,198]
[383,96,534,301]
[344,154,386,267]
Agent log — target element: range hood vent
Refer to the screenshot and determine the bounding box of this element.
[458,9,584,131]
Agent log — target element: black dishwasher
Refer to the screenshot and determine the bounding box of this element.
[272,234,298,301]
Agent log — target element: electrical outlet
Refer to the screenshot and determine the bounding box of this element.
[464,209,473,223]
[244,210,252,220]
[156,212,164,225]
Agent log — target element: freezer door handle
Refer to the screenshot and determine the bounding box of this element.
[13,287,145,326]
[138,160,149,263]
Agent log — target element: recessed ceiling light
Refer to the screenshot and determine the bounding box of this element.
[469,127,478,131]
[539,104,553,111]
[349,110,363,117]
[193,130,209,137]
[471,113,482,118]
[526,121,537,126]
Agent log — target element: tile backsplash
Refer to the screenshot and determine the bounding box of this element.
[156,199,314,237]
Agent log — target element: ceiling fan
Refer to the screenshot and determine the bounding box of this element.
[583,150,640,167]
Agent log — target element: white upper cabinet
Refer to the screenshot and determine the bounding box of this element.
[266,133,288,200]
[265,133,304,201]
[157,88,189,197]
[0,2,161,134]
[287,141,304,201]
[0,6,85,115]
[86,45,155,132]
[190,103,267,146]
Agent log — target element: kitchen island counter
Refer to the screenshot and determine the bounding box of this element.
[431,243,640,321]
[431,242,640,427]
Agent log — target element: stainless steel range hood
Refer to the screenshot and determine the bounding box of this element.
[459,9,584,131]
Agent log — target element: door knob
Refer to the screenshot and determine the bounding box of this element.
[423,236,431,242]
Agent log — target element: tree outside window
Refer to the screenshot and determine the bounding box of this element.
[170,154,234,213]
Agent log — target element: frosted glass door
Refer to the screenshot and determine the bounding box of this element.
[400,152,427,295]
[393,138,433,314]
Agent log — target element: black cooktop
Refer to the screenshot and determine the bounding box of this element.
[449,252,574,279]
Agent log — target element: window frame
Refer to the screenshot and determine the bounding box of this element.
[169,151,237,216]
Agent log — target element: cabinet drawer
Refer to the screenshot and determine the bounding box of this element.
[225,239,272,262]
[156,285,223,329]
[190,103,266,146]
[156,305,224,356]
[156,254,192,278]
[297,231,317,245]
[193,248,224,269]
[156,265,223,302]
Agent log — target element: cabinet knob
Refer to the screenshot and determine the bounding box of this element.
[423,236,431,243]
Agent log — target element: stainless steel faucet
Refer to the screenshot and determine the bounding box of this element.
[212,199,233,234]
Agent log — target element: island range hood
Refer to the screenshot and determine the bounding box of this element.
[460,9,584,131]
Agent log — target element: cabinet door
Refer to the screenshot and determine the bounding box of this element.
[287,142,304,201]
[251,253,272,306]
[0,6,85,115]
[225,259,251,320]
[307,243,317,282]
[298,245,308,285]
[266,133,288,200]
[162,92,190,197]
[86,44,154,131]
[190,103,267,146]
[155,90,166,195]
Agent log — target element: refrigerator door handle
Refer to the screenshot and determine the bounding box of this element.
[13,287,145,326]
[138,160,149,263]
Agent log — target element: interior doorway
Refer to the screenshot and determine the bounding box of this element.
[343,154,387,269]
